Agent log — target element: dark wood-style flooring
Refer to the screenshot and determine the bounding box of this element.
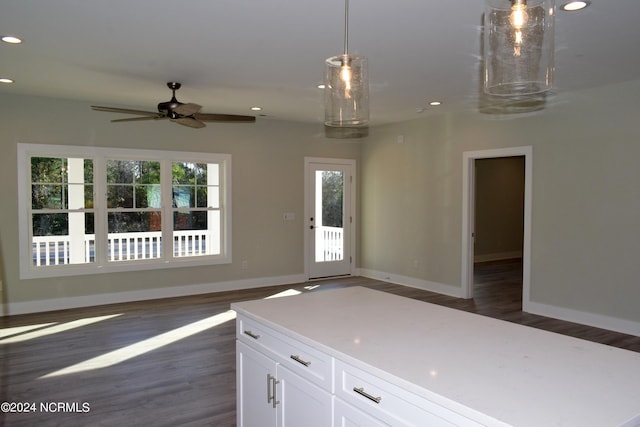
[1,260,639,426]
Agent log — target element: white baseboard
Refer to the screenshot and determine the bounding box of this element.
[5,273,307,316]
[7,271,639,338]
[525,300,640,337]
[474,251,522,263]
[359,268,463,298]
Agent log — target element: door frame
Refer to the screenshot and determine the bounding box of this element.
[461,146,532,310]
[304,157,356,280]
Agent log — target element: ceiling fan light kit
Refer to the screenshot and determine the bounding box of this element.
[484,0,555,96]
[91,82,256,129]
[324,0,369,131]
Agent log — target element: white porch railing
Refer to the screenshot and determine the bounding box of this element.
[32,230,212,266]
[316,226,343,262]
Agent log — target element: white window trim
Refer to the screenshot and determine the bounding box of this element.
[18,143,232,279]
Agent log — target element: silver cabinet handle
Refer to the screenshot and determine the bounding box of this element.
[267,373,280,408]
[243,330,260,340]
[353,387,382,404]
[267,373,273,404]
[290,354,311,367]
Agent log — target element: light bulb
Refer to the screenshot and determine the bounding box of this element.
[510,0,528,29]
[340,55,352,98]
[510,0,528,56]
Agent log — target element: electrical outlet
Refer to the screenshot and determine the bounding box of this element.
[241,260,248,269]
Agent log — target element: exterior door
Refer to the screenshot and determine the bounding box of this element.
[305,158,355,279]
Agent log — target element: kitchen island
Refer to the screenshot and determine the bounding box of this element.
[232,286,640,426]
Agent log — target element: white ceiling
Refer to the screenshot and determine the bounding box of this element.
[1,0,639,126]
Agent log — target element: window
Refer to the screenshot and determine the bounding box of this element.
[18,143,231,278]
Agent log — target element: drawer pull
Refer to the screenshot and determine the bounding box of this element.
[243,330,260,340]
[353,387,382,404]
[290,354,311,367]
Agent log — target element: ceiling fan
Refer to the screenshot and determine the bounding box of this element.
[91,82,256,129]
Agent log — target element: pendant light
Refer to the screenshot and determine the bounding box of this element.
[484,0,555,96]
[324,0,369,129]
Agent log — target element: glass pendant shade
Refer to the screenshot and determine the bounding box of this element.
[484,0,555,96]
[324,54,369,127]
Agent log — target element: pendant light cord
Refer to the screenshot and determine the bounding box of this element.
[343,0,349,55]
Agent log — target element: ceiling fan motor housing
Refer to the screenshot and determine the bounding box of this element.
[158,82,183,113]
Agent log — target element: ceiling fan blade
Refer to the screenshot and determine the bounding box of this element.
[194,113,256,123]
[91,105,161,116]
[173,103,202,116]
[111,116,168,123]
[174,117,206,129]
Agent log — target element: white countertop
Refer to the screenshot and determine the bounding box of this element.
[231,286,640,427]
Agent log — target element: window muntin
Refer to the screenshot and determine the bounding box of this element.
[18,144,231,279]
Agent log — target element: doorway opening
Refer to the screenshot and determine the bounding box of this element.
[473,155,525,309]
[461,147,532,311]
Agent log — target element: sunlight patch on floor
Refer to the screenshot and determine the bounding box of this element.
[0,314,122,344]
[0,322,57,339]
[264,289,302,299]
[39,310,236,379]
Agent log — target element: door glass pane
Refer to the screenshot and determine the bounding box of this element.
[315,170,344,262]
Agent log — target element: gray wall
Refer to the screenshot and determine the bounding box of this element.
[2,78,640,331]
[474,156,525,261]
[0,93,360,306]
[360,80,640,326]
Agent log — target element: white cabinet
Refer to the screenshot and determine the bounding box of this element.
[238,314,333,390]
[236,318,332,427]
[234,292,488,427]
[277,362,332,427]
[233,286,640,427]
[235,313,476,427]
[334,358,481,427]
[334,396,388,427]
[236,341,277,427]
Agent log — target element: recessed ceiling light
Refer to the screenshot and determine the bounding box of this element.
[317,84,326,89]
[0,78,15,84]
[2,35,23,44]
[429,101,442,106]
[560,1,590,11]
[250,107,262,111]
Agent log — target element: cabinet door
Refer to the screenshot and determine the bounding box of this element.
[277,365,332,427]
[334,397,388,427]
[237,341,278,427]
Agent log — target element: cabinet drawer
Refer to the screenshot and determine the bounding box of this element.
[335,359,482,427]
[334,396,389,427]
[237,315,333,391]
